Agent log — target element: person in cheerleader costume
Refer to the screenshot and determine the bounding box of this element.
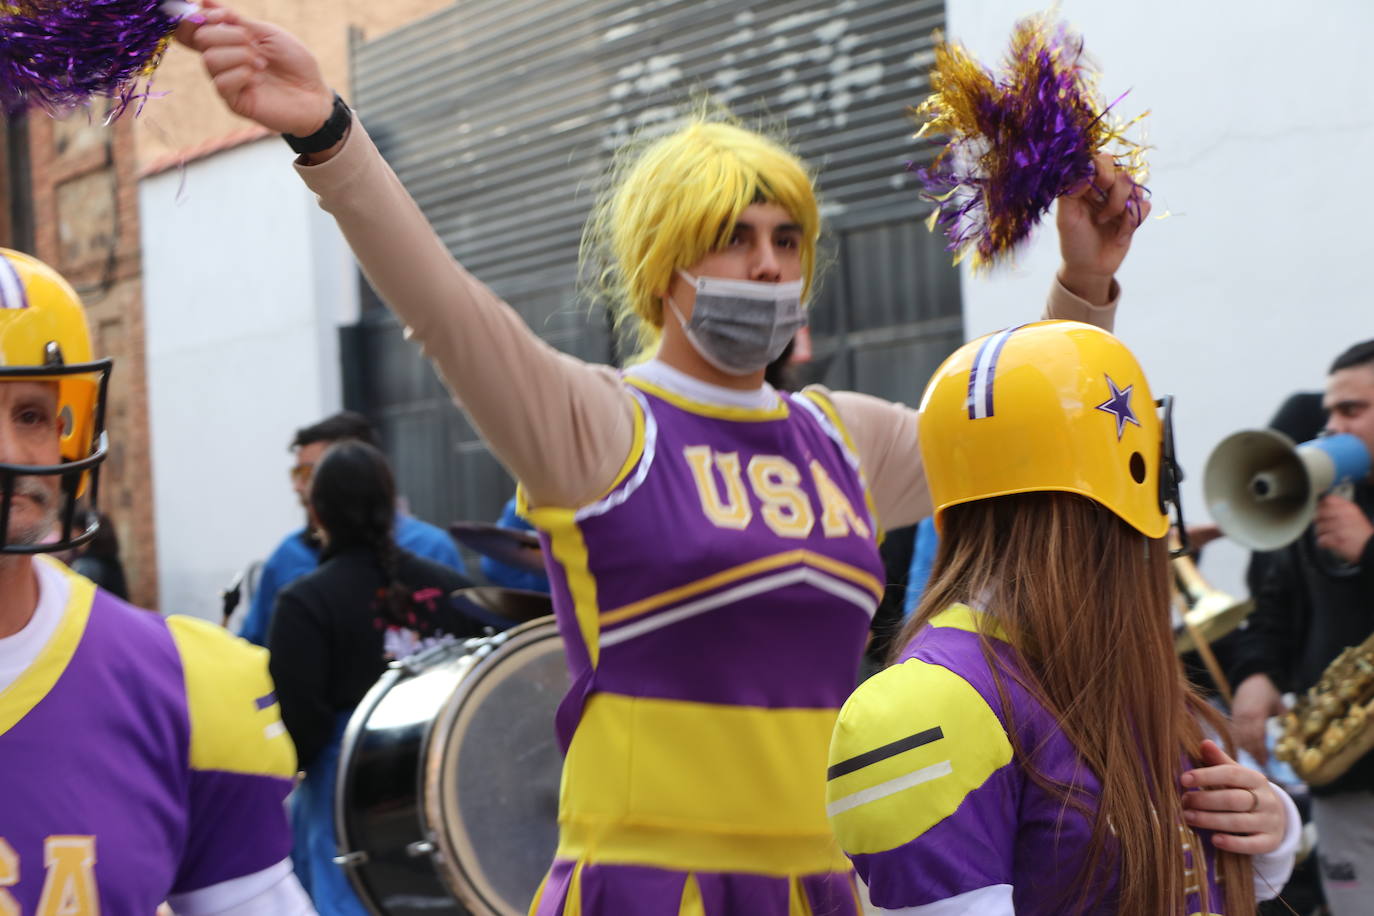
[179,7,1151,912]
[827,321,1302,915]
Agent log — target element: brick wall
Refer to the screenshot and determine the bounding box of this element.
[27,109,158,610]
[0,1,462,613]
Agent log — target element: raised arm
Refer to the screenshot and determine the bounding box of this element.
[828,154,1147,531]
[176,5,632,509]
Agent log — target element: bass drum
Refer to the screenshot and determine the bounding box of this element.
[335,618,566,915]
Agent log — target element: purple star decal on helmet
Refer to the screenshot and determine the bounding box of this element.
[1095,374,1141,440]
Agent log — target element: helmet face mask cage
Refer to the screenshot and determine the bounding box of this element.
[0,358,112,555]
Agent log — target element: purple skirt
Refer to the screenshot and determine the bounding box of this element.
[530,859,863,916]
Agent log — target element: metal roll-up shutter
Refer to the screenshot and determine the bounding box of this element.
[345,0,957,532]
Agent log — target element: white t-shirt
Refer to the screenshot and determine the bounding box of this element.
[624,358,782,409]
[0,557,69,693]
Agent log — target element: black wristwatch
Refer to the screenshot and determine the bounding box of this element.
[282,92,352,155]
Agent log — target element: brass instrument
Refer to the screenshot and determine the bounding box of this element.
[1170,555,1253,706]
[1172,556,1254,655]
[1274,632,1374,786]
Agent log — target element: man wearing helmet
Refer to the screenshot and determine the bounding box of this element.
[0,249,315,914]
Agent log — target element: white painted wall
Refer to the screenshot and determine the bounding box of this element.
[944,0,1374,595]
[141,137,359,619]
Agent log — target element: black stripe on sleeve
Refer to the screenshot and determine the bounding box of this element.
[827,726,944,780]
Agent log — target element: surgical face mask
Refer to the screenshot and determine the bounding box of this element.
[668,270,807,376]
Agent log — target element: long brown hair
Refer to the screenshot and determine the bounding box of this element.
[890,491,1254,915]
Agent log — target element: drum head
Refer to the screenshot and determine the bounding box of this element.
[425,619,566,916]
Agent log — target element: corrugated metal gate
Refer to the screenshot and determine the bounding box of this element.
[342,0,960,530]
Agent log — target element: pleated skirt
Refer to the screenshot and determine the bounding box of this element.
[529,859,863,916]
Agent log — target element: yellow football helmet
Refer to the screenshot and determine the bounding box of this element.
[0,248,111,553]
[918,320,1182,540]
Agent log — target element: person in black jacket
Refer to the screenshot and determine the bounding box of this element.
[70,511,130,601]
[268,440,478,914]
[1228,340,1374,915]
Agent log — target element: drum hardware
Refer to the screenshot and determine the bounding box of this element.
[395,631,509,677]
[451,587,553,631]
[448,522,545,574]
[336,618,566,916]
[1170,553,1252,706]
[396,635,465,674]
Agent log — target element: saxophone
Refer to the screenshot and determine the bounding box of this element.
[1274,631,1374,786]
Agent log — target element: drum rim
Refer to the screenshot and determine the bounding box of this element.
[334,636,477,915]
[335,660,408,916]
[421,616,563,916]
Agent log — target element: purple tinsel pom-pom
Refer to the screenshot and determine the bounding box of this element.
[0,0,185,118]
[909,15,1148,270]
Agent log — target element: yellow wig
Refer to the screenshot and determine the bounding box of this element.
[582,117,820,361]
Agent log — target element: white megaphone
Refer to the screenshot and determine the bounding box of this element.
[1203,431,1371,551]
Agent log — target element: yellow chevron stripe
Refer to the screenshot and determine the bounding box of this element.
[599,549,883,627]
[0,558,93,737]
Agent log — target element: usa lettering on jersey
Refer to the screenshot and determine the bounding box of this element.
[0,836,99,916]
[683,446,871,539]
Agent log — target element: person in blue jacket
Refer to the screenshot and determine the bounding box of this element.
[237,410,466,647]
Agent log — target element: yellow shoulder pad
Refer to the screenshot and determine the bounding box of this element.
[826,658,1012,855]
[166,615,298,778]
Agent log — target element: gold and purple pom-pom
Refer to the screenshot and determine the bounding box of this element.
[911,12,1149,270]
[0,0,195,118]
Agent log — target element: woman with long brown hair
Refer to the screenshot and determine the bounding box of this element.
[826,321,1300,914]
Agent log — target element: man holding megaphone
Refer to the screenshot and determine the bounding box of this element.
[1218,340,1374,916]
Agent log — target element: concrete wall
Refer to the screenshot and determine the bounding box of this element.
[944,0,1374,595]
[125,1,462,613]
[140,137,357,619]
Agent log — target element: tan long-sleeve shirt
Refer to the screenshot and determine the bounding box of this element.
[295,122,1117,529]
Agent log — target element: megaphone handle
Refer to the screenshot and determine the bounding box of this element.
[1182,616,1234,708]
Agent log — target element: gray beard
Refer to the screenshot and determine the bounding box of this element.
[5,478,60,549]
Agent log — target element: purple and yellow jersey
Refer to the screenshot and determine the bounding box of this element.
[521,378,885,915]
[0,558,297,913]
[828,605,1228,915]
